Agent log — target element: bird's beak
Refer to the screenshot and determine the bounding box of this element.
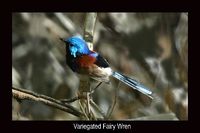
[59,37,65,42]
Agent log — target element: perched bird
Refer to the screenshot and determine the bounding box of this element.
[60,36,153,99]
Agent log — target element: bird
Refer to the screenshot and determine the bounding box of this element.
[60,35,153,99]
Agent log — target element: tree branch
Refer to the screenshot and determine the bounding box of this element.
[84,12,97,50]
[12,86,84,118]
[76,12,98,120]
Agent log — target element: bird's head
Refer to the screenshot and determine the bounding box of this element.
[60,36,90,58]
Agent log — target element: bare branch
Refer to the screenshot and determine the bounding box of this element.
[12,86,84,118]
[84,12,97,50]
[60,95,86,103]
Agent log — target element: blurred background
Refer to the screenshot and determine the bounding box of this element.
[12,12,188,120]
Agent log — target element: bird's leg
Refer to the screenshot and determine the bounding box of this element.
[90,82,103,95]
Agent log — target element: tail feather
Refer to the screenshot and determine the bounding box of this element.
[112,72,153,99]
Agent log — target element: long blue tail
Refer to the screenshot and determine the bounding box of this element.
[112,72,153,99]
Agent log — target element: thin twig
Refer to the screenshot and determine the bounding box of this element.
[106,82,120,119]
[12,86,84,118]
[60,95,86,103]
[79,100,89,120]
[86,92,91,117]
[90,82,102,94]
[90,99,106,118]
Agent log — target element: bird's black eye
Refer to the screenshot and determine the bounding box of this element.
[67,42,73,47]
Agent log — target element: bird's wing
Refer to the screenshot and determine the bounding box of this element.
[75,54,111,82]
[93,54,110,68]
